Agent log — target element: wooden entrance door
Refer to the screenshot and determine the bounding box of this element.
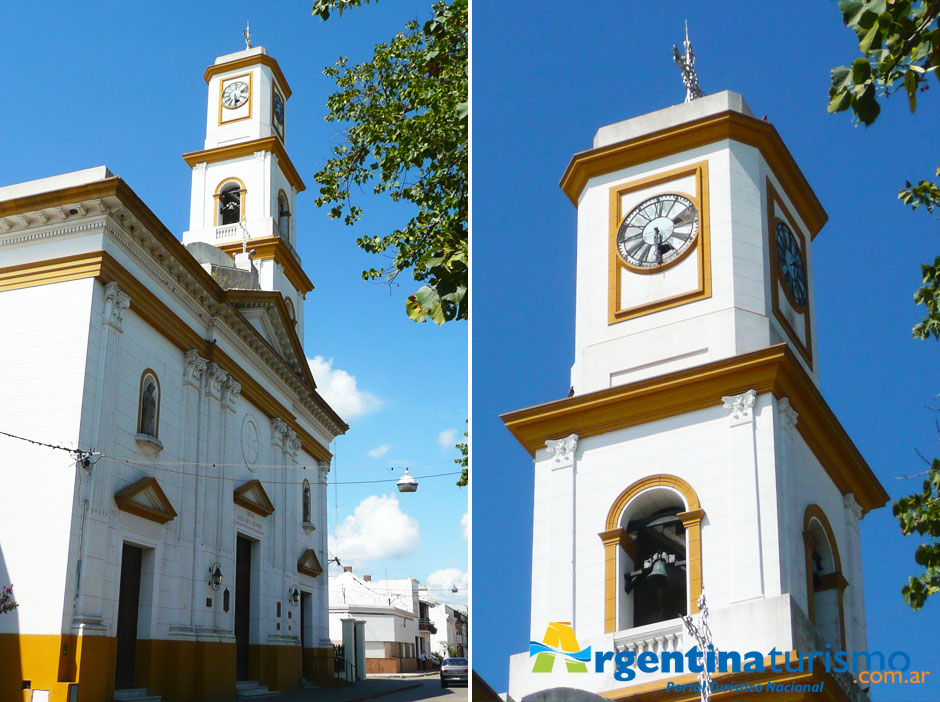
[235,536,252,681]
[115,543,142,689]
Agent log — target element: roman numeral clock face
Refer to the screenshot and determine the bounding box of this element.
[617,194,699,270]
[775,221,808,308]
[222,81,250,109]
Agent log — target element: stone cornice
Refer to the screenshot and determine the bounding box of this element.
[560,110,828,238]
[502,344,888,514]
[181,137,305,193]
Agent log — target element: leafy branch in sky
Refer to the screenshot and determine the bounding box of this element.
[455,421,467,487]
[893,462,940,609]
[827,0,939,124]
[312,0,468,324]
[829,0,940,609]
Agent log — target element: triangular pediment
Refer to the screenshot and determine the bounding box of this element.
[234,479,275,517]
[115,477,178,524]
[297,549,323,577]
[240,307,283,352]
[224,291,311,379]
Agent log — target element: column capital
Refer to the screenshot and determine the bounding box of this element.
[183,349,208,388]
[843,492,864,523]
[102,281,131,332]
[545,433,578,467]
[722,389,757,426]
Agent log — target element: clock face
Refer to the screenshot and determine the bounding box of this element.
[775,221,808,308]
[222,81,250,109]
[273,93,284,124]
[617,194,699,269]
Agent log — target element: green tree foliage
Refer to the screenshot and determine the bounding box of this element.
[827,0,939,124]
[455,422,468,487]
[312,0,468,324]
[829,0,940,609]
[893,462,940,609]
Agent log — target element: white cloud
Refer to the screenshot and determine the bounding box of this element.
[438,428,458,449]
[460,512,468,540]
[329,494,420,568]
[426,568,469,603]
[367,444,391,459]
[308,356,382,419]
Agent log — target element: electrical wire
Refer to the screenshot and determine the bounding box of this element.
[102,453,460,486]
[0,429,461,486]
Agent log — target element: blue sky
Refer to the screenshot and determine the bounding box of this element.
[1,2,467,605]
[473,1,940,698]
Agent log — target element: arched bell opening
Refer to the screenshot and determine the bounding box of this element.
[618,490,687,630]
[803,505,846,650]
[600,474,705,634]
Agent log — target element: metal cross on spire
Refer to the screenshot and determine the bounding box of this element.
[243,21,252,50]
[672,20,704,103]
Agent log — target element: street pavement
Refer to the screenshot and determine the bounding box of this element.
[258,673,468,702]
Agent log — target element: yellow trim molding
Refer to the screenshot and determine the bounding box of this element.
[600,475,704,632]
[115,477,178,524]
[501,344,888,513]
[561,110,828,239]
[219,236,314,296]
[608,162,712,324]
[183,136,305,193]
[0,251,104,293]
[204,54,293,99]
[234,479,276,517]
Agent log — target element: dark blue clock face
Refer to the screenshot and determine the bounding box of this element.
[274,93,284,124]
[775,221,807,308]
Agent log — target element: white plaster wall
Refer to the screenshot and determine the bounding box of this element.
[571,136,821,394]
[778,419,866,654]
[0,210,334,653]
[0,278,96,635]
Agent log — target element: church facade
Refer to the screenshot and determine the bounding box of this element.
[503,91,889,701]
[0,45,346,701]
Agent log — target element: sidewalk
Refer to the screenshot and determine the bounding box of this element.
[270,673,436,702]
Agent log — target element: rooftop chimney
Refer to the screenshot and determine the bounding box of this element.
[343,566,352,573]
[363,575,372,582]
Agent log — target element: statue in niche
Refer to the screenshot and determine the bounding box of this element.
[140,378,158,437]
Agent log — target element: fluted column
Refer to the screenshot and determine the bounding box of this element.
[183,350,208,629]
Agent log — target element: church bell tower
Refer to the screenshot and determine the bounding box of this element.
[503,48,889,702]
[182,39,312,336]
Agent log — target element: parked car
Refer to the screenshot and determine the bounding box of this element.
[440,657,469,687]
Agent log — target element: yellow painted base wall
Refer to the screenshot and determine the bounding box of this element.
[0,634,313,702]
[304,646,339,686]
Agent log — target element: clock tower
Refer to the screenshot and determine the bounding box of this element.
[182,44,311,337]
[503,89,888,701]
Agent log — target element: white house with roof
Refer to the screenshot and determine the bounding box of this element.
[329,569,438,673]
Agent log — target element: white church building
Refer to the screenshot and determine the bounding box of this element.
[0,44,346,701]
[502,90,889,701]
